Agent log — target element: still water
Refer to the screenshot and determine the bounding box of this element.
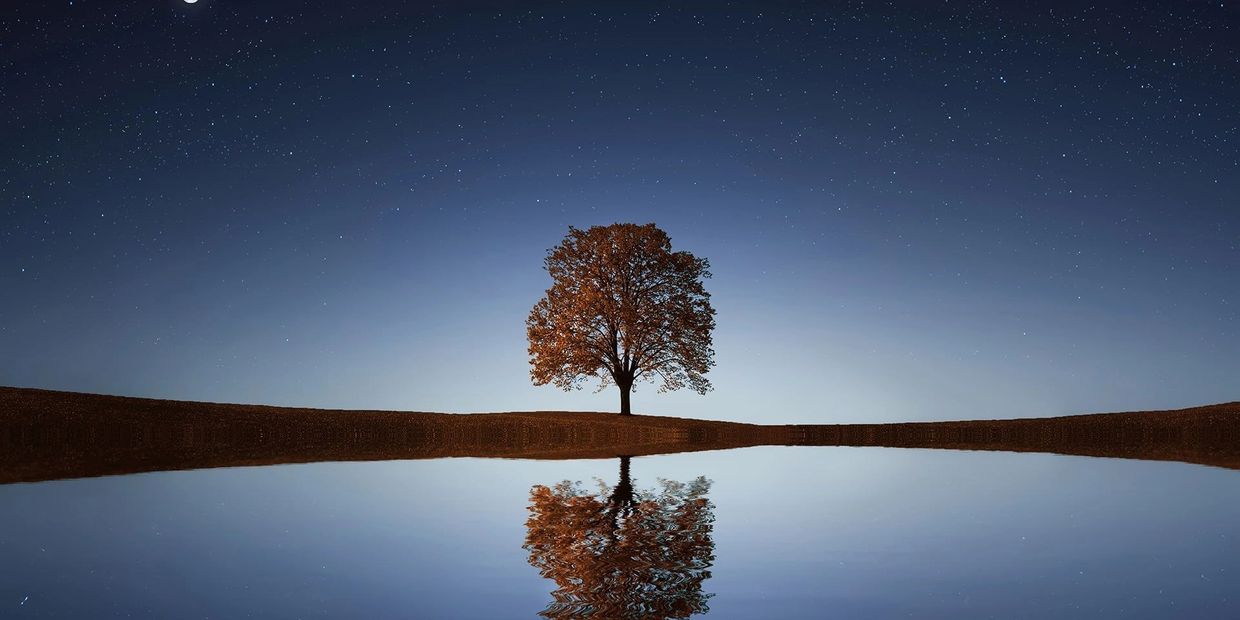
[2,447,1239,618]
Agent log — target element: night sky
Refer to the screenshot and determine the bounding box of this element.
[3,1,1237,423]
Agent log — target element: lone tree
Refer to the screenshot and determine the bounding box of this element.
[527,223,716,415]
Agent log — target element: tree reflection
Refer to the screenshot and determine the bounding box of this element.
[524,456,715,619]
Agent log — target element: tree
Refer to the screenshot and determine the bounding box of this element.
[524,458,715,619]
[527,223,716,415]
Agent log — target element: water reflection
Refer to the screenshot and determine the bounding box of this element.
[524,456,716,619]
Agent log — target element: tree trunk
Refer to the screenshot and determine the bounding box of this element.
[616,456,632,500]
[619,384,632,415]
[606,455,635,534]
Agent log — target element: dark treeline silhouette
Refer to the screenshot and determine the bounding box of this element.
[525,457,715,619]
[2,386,1240,484]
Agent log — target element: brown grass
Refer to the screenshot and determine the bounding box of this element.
[1,386,1238,484]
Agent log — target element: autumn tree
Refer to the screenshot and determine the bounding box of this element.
[527,223,716,415]
[524,458,715,619]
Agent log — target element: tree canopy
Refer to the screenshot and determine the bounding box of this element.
[527,223,716,414]
[524,458,715,619]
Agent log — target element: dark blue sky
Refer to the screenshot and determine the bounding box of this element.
[3,1,1237,422]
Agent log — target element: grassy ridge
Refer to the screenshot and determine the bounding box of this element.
[787,405,1240,469]
[1,386,1238,484]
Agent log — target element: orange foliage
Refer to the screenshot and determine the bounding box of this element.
[524,459,715,619]
[527,223,716,414]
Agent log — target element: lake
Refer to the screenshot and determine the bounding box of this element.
[3,447,1238,618]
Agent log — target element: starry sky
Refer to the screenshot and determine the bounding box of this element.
[2,1,1237,423]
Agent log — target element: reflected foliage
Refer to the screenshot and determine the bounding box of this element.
[524,457,715,619]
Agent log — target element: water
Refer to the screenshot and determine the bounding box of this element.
[2,447,1238,618]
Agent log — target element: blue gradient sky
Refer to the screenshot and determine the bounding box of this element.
[3,1,1237,422]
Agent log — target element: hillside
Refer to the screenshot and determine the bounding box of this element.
[1,386,1238,484]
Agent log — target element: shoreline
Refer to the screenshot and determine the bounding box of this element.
[2,386,1238,484]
